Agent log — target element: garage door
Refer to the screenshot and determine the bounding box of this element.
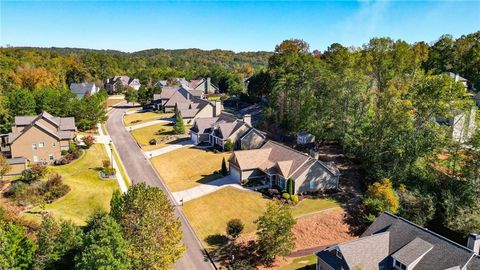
[229,165,241,182]
[191,133,198,144]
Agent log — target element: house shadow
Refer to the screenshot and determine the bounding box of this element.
[196,173,225,185]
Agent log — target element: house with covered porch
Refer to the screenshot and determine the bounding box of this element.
[228,140,340,194]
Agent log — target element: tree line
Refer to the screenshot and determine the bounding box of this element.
[247,32,480,236]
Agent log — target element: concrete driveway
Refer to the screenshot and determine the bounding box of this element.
[172,176,245,204]
[144,140,194,158]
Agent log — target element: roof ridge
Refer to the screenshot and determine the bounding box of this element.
[265,140,310,157]
[384,212,476,254]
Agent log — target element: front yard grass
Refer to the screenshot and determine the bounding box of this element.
[124,111,174,126]
[182,187,269,249]
[151,147,231,192]
[279,254,317,270]
[22,144,118,225]
[130,122,177,151]
[182,187,341,250]
[106,97,125,107]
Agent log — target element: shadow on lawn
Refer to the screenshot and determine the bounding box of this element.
[197,173,223,185]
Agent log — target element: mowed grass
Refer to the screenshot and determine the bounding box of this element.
[182,187,341,250]
[130,122,176,151]
[182,187,269,249]
[291,198,340,218]
[24,144,118,225]
[151,147,231,192]
[106,97,125,107]
[279,254,317,270]
[124,112,174,126]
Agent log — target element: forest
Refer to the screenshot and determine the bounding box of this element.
[247,31,480,238]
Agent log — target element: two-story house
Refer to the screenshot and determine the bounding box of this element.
[1,112,76,172]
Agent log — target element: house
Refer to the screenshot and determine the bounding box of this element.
[445,72,468,89]
[190,113,265,149]
[153,85,204,112]
[105,76,141,93]
[297,131,315,145]
[228,140,340,193]
[176,99,222,125]
[189,77,219,94]
[316,212,480,270]
[0,112,76,168]
[69,82,100,98]
[154,80,168,87]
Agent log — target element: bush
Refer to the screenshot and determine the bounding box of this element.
[291,195,299,204]
[31,164,47,179]
[226,219,244,239]
[61,150,68,156]
[224,139,234,152]
[282,193,290,200]
[102,160,111,168]
[81,135,96,148]
[149,139,157,145]
[41,174,70,202]
[155,128,166,135]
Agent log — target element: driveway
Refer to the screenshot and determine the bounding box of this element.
[172,176,245,204]
[127,119,173,131]
[144,140,194,158]
[106,106,215,270]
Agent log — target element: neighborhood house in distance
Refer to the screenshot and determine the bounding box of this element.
[0,112,77,175]
[69,82,101,98]
[316,212,480,270]
[105,75,141,93]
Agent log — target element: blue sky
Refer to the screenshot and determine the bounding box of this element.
[1,1,479,52]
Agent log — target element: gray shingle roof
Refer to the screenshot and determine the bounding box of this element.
[69,82,99,98]
[392,237,433,266]
[7,157,26,165]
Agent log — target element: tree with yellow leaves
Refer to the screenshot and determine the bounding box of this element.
[363,178,399,223]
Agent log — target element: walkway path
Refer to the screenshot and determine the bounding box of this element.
[144,140,194,158]
[127,119,173,131]
[96,124,128,193]
[171,176,248,204]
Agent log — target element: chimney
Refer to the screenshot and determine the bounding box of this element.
[243,114,252,126]
[206,77,211,93]
[214,100,222,117]
[467,233,480,255]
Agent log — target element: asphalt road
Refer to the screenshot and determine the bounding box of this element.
[106,106,215,270]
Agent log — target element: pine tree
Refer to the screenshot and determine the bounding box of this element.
[173,114,185,134]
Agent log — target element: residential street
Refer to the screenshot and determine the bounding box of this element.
[106,105,215,270]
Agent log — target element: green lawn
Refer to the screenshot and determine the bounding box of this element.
[111,144,130,187]
[291,198,340,218]
[182,187,340,250]
[23,144,118,225]
[279,255,317,270]
[151,147,231,192]
[130,122,179,151]
[124,111,174,126]
[182,187,269,249]
[106,97,125,107]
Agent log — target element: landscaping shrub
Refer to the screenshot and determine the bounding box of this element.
[226,219,244,239]
[267,189,279,197]
[221,158,228,176]
[155,128,166,135]
[291,195,299,204]
[61,150,68,156]
[224,139,234,152]
[131,120,142,124]
[31,164,47,180]
[81,135,96,149]
[101,159,116,177]
[40,174,71,202]
[149,139,157,145]
[282,193,290,200]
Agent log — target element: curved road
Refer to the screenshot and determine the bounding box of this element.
[106,106,215,270]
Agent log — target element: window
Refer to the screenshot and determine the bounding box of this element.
[32,144,37,150]
[394,259,407,270]
[39,142,45,148]
[49,154,54,161]
[33,156,39,162]
[52,142,56,147]
[310,180,316,189]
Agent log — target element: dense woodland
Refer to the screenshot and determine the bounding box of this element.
[248,32,480,238]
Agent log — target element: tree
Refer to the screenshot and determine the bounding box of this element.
[81,135,95,149]
[6,88,36,116]
[110,183,184,270]
[173,114,185,134]
[72,92,107,130]
[221,157,228,176]
[224,139,234,151]
[0,153,12,180]
[124,87,138,105]
[363,179,399,222]
[287,178,294,196]
[255,201,296,265]
[226,219,244,239]
[398,187,435,226]
[75,212,130,270]
[0,208,35,270]
[35,216,83,270]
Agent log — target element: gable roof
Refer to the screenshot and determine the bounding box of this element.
[69,83,98,97]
